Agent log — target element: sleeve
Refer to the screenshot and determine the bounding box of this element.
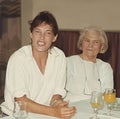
[99,62,114,92]
[53,52,67,98]
[65,57,74,92]
[5,53,29,101]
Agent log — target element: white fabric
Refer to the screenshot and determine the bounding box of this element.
[64,55,113,102]
[70,98,120,119]
[1,99,120,119]
[1,45,66,115]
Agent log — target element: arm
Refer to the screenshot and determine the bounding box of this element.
[15,95,76,118]
[100,63,114,92]
[53,52,67,98]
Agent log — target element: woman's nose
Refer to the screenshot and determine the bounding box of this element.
[88,41,94,47]
[40,33,45,39]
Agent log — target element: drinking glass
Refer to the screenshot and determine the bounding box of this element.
[13,101,28,119]
[0,106,3,118]
[90,91,103,119]
[104,88,116,116]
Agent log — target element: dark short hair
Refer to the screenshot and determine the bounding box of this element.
[29,11,59,36]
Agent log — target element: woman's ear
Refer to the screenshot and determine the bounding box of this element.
[30,32,32,39]
[52,35,58,42]
[100,44,105,53]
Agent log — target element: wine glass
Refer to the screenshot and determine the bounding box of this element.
[90,91,103,119]
[104,88,116,116]
[0,106,3,118]
[13,101,28,119]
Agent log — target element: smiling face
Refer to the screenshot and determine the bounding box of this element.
[30,22,57,53]
[81,31,103,61]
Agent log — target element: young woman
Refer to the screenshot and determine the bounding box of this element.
[1,11,76,118]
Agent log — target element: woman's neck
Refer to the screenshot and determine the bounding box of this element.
[32,49,48,74]
[80,54,96,63]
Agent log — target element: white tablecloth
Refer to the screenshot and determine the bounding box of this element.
[1,98,120,119]
[70,98,120,119]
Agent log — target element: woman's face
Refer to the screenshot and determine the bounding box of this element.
[82,31,103,59]
[30,22,57,53]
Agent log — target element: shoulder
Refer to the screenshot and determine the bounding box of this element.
[97,58,112,70]
[67,55,81,62]
[8,45,32,62]
[50,47,66,66]
[51,46,65,57]
[66,55,82,67]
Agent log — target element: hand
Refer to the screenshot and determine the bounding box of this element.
[52,101,76,119]
[50,99,63,107]
[50,94,63,106]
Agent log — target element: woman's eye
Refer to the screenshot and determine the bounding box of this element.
[45,31,53,36]
[94,41,100,44]
[47,31,52,34]
[46,32,51,35]
[35,30,40,33]
[84,39,90,42]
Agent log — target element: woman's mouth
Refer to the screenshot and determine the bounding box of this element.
[37,41,45,46]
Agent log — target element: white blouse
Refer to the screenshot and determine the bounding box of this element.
[64,55,113,102]
[1,45,66,115]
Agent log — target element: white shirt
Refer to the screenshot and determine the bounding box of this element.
[64,55,113,102]
[1,45,66,115]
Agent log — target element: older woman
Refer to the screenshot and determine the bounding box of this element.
[64,26,113,102]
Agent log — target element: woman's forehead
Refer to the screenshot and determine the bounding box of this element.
[85,31,100,38]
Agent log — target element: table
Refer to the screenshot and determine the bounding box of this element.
[70,98,120,119]
[0,98,120,119]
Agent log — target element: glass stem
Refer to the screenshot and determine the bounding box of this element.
[107,104,112,116]
[94,108,98,118]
